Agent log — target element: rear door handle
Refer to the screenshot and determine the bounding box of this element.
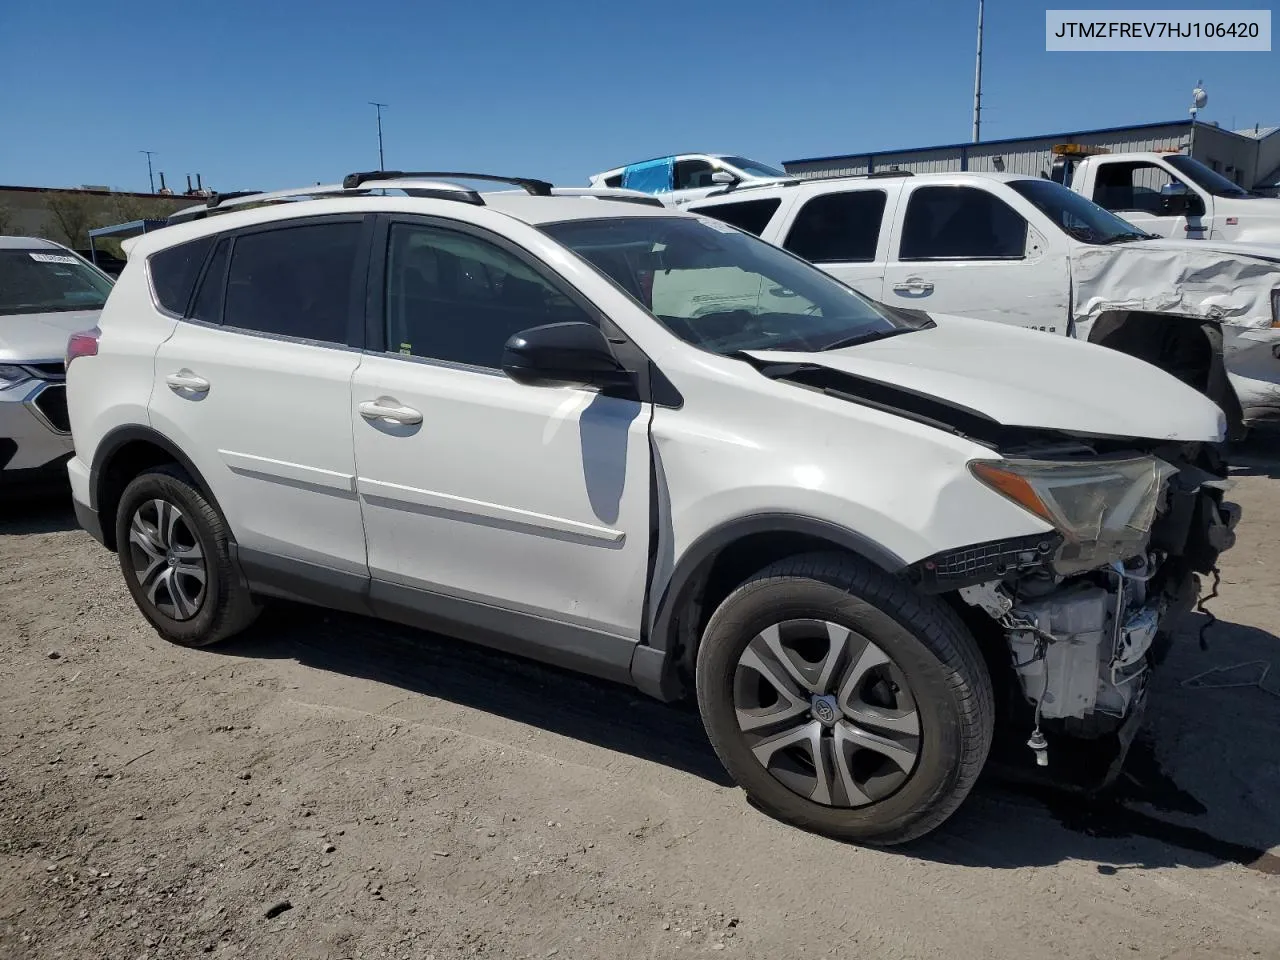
[892,277,934,295]
[359,398,423,425]
[165,371,210,393]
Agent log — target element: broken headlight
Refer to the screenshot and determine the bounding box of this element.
[969,456,1178,575]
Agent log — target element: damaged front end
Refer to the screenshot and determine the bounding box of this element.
[913,442,1240,783]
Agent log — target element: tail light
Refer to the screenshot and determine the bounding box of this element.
[66,327,101,368]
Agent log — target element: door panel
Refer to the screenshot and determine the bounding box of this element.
[151,324,366,571]
[882,184,1070,333]
[353,216,653,641]
[352,359,652,637]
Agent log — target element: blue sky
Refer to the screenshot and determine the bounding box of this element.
[0,0,1275,193]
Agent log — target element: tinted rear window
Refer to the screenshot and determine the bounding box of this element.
[223,221,362,343]
[784,191,887,263]
[149,237,214,315]
[689,198,782,236]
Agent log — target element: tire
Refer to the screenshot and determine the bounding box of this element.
[114,464,260,647]
[695,552,993,846]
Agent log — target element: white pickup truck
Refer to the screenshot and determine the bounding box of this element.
[1050,145,1280,245]
[685,171,1280,435]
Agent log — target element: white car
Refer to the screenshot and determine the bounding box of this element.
[66,172,1238,845]
[684,171,1280,435]
[1,236,113,491]
[588,153,793,207]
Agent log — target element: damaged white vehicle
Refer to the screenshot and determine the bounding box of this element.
[686,171,1280,436]
[69,182,1239,845]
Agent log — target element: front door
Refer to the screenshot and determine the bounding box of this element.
[148,216,372,576]
[881,183,1071,334]
[350,216,653,663]
[1089,159,1209,240]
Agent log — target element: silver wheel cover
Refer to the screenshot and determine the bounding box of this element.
[733,619,921,807]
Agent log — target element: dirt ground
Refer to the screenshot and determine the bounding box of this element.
[2,445,1279,960]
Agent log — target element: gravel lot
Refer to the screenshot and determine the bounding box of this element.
[2,444,1279,960]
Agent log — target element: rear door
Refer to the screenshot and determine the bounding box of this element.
[881,183,1070,333]
[148,215,373,579]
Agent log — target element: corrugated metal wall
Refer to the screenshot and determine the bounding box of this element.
[787,123,1196,180]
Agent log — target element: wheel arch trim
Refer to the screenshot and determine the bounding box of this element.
[646,513,907,656]
[89,424,228,548]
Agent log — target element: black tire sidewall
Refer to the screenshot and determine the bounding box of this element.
[697,573,977,842]
[115,469,228,646]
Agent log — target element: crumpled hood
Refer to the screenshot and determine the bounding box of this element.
[747,313,1225,442]
[0,310,100,363]
[1136,236,1280,263]
[1071,239,1280,332]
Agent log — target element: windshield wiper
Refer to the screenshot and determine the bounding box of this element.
[818,327,914,352]
[1100,231,1155,244]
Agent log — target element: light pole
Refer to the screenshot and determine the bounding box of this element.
[972,0,984,143]
[369,101,388,170]
[140,150,157,193]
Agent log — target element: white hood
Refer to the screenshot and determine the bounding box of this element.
[1071,238,1280,333]
[747,313,1225,442]
[0,309,100,364]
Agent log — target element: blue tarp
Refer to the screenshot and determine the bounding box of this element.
[621,158,673,194]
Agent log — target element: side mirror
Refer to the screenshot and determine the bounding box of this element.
[502,321,633,390]
[710,170,736,185]
[1159,181,1204,216]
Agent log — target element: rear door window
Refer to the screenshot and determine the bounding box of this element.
[899,186,1027,260]
[223,220,363,344]
[688,198,782,236]
[784,190,887,263]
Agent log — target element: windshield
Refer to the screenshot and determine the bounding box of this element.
[541,216,912,355]
[718,156,788,179]
[1008,178,1152,244]
[1165,155,1251,198]
[0,248,114,315]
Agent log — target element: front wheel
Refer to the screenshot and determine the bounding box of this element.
[695,553,993,846]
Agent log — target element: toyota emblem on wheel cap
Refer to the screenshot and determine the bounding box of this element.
[811,695,839,727]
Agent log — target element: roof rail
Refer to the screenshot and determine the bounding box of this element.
[206,189,266,210]
[541,186,665,207]
[343,170,555,196]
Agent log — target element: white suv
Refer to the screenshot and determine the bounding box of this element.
[66,172,1239,845]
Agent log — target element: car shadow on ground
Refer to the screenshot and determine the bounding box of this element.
[220,602,1280,874]
[0,490,78,535]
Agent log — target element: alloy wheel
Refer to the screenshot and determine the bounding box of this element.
[733,619,921,807]
[127,499,207,621]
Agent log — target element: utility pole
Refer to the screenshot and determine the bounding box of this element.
[140,150,157,193]
[972,0,984,143]
[369,101,388,170]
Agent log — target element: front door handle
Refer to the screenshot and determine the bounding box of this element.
[165,371,210,393]
[892,277,935,295]
[359,398,423,425]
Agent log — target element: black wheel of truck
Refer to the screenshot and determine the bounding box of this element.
[695,552,994,846]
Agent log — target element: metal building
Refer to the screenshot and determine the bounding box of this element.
[783,119,1280,195]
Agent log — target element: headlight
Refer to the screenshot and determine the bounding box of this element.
[0,364,33,389]
[969,456,1178,575]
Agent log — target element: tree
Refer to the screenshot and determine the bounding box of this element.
[44,191,100,248]
[111,194,172,224]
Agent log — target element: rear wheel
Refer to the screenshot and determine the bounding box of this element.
[115,464,260,647]
[695,552,993,846]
